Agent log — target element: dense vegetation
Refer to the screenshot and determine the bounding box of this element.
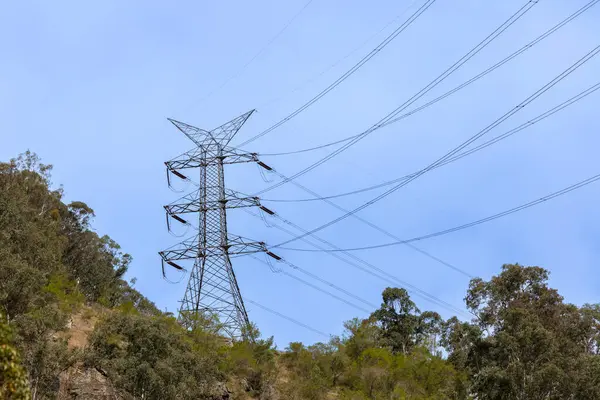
[1,152,599,399]
[1,318,30,399]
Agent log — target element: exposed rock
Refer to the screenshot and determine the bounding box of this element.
[66,310,97,350]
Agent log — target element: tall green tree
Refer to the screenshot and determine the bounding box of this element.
[371,287,442,355]
[443,264,600,399]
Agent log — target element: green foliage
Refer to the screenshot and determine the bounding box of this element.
[371,288,443,355]
[372,288,421,354]
[0,151,138,316]
[63,231,132,304]
[339,346,461,399]
[3,152,600,399]
[443,264,600,399]
[343,318,380,360]
[280,340,344,399]
[0,151,158,397]
[44,272,85,314]
[222,323,277,396]
[0,316,30,400]
[26,338,78,399]
[86,311,224,399]
[279,307,461,399]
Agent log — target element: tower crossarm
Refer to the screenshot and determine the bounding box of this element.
[166,146,258,172]
[168,110,254,147]
[225,235,269,256]
[159,235,267,263]
[165,193,260,215]
[159,235,202,263]
[163,189,269,229]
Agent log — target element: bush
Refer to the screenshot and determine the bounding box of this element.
[0,316,30,400]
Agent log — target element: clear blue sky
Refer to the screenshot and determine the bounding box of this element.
[2,0,599,347]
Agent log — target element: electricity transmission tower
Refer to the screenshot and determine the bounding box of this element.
[159,110,277,338]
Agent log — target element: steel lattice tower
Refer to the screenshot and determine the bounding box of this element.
[159,110,276,338]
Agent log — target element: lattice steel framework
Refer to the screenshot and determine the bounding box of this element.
[159,110,275,338]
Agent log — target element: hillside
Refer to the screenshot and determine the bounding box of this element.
[1,151,600,399]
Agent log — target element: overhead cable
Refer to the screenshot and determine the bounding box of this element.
[260,81,600,202]
[244,209,471,318]
[253,0,540,195]
[273,44,600,247]
[236,0,439,148]
[188,0,316,110]
[279,258,378,309]
[257,0,600,157]
[251,254,377,310]
[257,0,421,110]
[277,171,600,253]
[173,213,378,313]
[250,255,373,313]
[264,171,473,277]
[245,297,331,338]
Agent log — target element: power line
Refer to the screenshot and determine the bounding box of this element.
[246,156,471,276]
[253,0,540,195]
[173,214,378,313]
[259,81,600,202]
[262,171,473,278]
[245,297,331,338]
[256,0,600,157]
[256,0,421,110]
[277,171,600,253]
[279,270,371,314]
[279,259,378,309]
[244,209,471,318]
[236,0,438,148]
[273,44,600,248]
[187,0,316,111]
[250,254,377,312]
[259,134,355,157]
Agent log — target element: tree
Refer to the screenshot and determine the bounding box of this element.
[580,303,600,356]
[444,264,600,399]
[223,323,277,396]
[342,318,380,360]
[0,153,66,322]
[310,339,349,387]
[371,287,440,354]
[355,347,394,398]
[5,151,600,399]
[86,311,225,399]
[1,152,156,397]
